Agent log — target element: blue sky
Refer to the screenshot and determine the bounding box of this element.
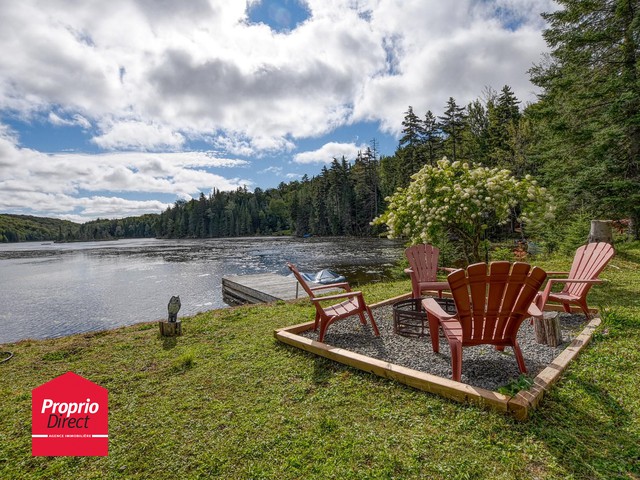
[0,0,556,222]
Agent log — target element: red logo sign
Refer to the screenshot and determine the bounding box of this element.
[32,371,108,456]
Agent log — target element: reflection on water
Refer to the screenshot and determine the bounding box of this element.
[0,237,404,344]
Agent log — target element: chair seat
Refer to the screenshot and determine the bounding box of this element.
[547,292,579,302]
[323,298,361,318]
[418,281,449,292]
[536,290,580,304]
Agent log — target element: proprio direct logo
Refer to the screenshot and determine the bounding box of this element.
[32,372,108,456]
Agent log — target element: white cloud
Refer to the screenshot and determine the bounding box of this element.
[259,166,283,175]
[293,142,365,164]
[92,121,186,151]
[0,130,251,219]
[48,112,92,129]
[351,0,554,134]
[0,0,554,149]
[212,132,295,157]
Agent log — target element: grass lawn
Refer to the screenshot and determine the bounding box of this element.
[1,243,639,479]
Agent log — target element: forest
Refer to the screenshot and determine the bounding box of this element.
[1,1,638,248]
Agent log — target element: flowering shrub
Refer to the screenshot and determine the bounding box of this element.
[373,158,554,263]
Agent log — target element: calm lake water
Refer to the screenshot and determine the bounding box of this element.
[0,237,405,344]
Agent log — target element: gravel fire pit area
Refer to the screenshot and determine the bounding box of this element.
[298,303,590,392]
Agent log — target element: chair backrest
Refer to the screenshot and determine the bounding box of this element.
[286,262,316,298]
[563,242,614,297]
[405,244,441,282]
[448,262,547,345]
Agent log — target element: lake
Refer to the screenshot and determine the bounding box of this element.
[0,237,405,344]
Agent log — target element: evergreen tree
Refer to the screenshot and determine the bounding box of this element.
[463,99,489,164]
[487,85,522,169]
[422,110,442,165]
[379,154,403,199]
[397,106,426,182]
[353,147,381,234]
[530,0,640,238]
[399,106,423,148]
[439,97,466,161]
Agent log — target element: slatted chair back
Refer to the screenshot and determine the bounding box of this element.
[448,262,547,346]
[405,244,441,283]
[562,242,614,298]
[287,262,316,298]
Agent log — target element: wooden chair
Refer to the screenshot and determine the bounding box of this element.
[404,244,455,298]
[287,262,379,343]
[422,262,546,382]
[535,242,614,319]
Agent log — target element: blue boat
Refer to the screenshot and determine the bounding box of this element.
[289,268,346,285]
[313,269,346,284]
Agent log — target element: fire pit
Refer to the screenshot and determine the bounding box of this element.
[392,297,456,337]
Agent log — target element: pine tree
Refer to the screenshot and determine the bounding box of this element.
[530,0,640,237]
[422,110,442,165]
[463,99,489,164]
[487,85,521,169]
[399,106,423,148]
[398,106,426,182]
[439,97,466,161]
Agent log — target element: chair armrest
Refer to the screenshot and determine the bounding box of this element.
[547,278,603,286]
[438,267,457,273]
[537,278,603,310]
[404,268,414,274]
[309,282,351,292]
[421,297,456,321]
[311,291,362,302]
[527,302,543,319]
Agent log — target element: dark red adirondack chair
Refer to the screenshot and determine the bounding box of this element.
[535,242,614,319]
[287,262,380,343]
[422,262,547,382]
[405,244,455,298]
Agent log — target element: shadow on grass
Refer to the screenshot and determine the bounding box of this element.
[530,376,640,478]
[593,284,640,311]
[161,335,178,350]
[273,339,378,387]
[612,243,640,265]
[312,355,340,385]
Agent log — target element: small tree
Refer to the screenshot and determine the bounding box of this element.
[373,158,554,263]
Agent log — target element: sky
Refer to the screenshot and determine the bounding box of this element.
[0,0,557,222]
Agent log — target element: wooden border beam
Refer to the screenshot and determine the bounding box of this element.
[274,296,601,420]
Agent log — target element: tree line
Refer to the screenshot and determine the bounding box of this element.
[154,84,560,241]
[0,214,158,243]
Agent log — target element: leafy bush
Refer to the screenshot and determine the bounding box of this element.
[373,158,554,263]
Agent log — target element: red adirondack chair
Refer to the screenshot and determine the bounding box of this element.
[535,242,614,319]
[287,262,380,343]
[405,244,455,298]
[422,262,546,382]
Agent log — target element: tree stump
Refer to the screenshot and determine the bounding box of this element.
[159,320,182,337]
[533,312,562,347]
[588,220,613,244]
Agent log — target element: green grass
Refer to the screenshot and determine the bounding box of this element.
[1,247,639,479]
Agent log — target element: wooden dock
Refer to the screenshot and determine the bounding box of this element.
[222,273,304,306]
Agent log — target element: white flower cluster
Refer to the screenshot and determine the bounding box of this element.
[373,157,554,247]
